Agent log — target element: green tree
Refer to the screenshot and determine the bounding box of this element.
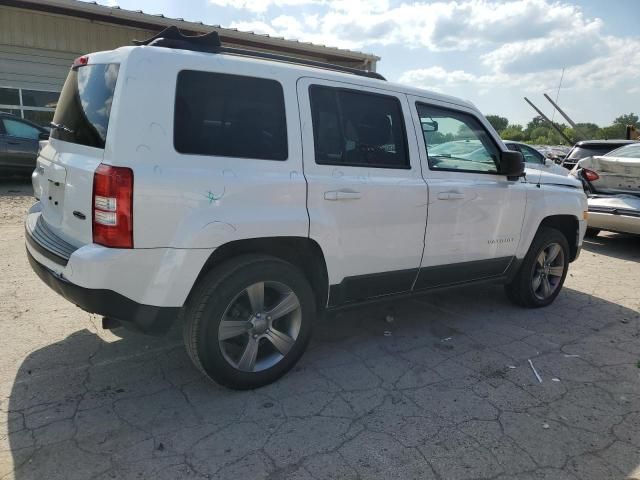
[599,124,626,139]
[501,124,525,141]
[456,123,475,139]
[525,116,547,136]
[486,115,509,133]
[574,122,600,139]
[613,113,639,128]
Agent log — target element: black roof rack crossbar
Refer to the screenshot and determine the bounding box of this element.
[133,25,222,52]
[133,26,386,81]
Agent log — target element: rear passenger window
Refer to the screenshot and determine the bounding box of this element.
[174,71,287,160]
[309,85,409,169]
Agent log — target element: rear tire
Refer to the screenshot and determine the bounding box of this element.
[585,227,600,238]
[183,254,315,389]
[505,227,570,308]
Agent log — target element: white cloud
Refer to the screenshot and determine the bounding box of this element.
[399,36,640,94]
[223,0,604,52]
[217,0,640,123]
[480,18,608,74]
[209,0,318,14]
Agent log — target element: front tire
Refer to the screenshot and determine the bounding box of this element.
[505,227,570,308]
[183,255,315,389]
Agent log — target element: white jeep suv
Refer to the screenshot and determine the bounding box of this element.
[26,28,587,389]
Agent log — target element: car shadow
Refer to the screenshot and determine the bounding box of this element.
[5,284,640,479]
[582,232,640,262]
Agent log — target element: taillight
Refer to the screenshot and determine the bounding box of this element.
[93,164,133,248]
[72,55,89,68]
[582,168,600,182]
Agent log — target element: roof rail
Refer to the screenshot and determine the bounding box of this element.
[133,26,386,81]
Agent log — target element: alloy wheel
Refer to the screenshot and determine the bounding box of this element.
[218,281,302,372]
[531,242,565,300]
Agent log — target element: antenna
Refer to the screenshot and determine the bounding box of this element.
[551,68,564,123]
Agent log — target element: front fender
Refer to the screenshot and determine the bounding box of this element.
[516,185,587,259]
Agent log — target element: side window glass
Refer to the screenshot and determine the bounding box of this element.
[521,145,543,164]
[2,119,40,140]
[309,85,409,169]
[174,71,288,160]
[416,103,499,173]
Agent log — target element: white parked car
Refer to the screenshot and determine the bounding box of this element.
[571,143,640,236]
[26,28,587,389]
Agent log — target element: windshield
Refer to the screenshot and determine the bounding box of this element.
[51,63,119,148]
[604,143,640,159]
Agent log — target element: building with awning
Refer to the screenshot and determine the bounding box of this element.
[0,0,379,125]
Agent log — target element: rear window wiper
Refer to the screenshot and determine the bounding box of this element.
[49,122,74,134]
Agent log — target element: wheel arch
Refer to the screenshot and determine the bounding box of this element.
[189,237,329,311]
[538,215,580,261]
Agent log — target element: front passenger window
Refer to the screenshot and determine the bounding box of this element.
[416,103,499,174]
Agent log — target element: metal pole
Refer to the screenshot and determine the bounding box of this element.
[543,93,587,140]
[524,97,574,145]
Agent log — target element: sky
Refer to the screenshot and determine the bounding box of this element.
[92,0,639,127]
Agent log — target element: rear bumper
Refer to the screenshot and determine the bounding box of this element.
[587,212,640,235]
[27,248,179,335]
[25,209,213,306]
[587,195,640,235]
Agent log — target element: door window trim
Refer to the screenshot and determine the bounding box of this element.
[309,84,411,170]
[416,101,502,175]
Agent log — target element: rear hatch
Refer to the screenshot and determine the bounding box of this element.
[563,144,620,169]
[34,56,121,246]
[577,155,640,195]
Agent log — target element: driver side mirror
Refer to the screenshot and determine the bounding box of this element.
[38,131,49,141]
[499,150,525,180]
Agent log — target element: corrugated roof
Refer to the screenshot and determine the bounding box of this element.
[11,0,380,63]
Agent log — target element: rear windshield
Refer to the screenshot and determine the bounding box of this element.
[51,63,119,149]
[567,145,620,160]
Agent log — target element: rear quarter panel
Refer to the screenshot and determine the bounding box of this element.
[105,48,308,249]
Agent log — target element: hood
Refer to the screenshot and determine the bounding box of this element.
[575,155,640,195]
[524,167,581,189]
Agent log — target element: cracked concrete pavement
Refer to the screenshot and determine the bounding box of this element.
[1,178,639,479]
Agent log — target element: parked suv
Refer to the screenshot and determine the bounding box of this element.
[562,139,638,170]
[26,28,587,389]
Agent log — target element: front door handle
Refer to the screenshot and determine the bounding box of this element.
[324,190,362,201]
[437,191,465,200]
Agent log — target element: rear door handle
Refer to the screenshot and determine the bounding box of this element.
[324,190,362,201]
[437,191,465,200]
